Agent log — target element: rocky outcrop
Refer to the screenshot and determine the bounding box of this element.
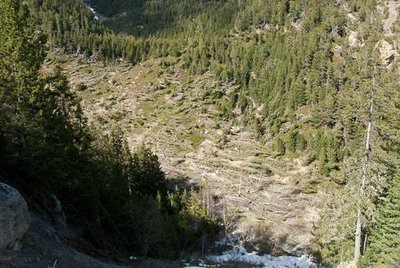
[0,182,30,250]
[348,31,361,48]
[379,40,397,66]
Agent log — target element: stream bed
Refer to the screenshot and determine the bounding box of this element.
[182,233,318,268]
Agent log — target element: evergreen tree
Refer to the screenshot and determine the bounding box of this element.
[1,0,220,259]
[130,144,166,197]
[362,169,400,267]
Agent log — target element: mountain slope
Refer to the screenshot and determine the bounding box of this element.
[6,0,400,266]
[68,1,400,265]
[47,54,325,253]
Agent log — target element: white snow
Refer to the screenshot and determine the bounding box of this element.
[88,7,99,20]
[207,245,316,268]
[182,232,317,267]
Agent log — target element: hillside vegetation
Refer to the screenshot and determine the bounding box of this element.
[1,0,400,266]
[0,0,219,260]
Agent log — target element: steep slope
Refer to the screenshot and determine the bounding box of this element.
[24,0,400,265]
[0,214,130,268]
[46,54,326,254]
[2,0,223,263]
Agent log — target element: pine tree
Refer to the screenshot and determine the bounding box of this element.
[362,169,400,267]
[129,144,166,197]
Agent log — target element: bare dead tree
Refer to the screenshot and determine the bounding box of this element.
[354,66,376,261]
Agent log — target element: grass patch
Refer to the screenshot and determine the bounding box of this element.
[301,179,320,194]
[110,111,124,122]
[181,129,204,149]
[139,101,155,114]
[188,130,204,149]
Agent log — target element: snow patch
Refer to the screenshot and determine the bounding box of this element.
[88,7,99,20]
[183,232,317,268]
[207,244,316,268]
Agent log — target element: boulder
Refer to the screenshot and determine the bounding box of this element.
[198,140,217,159]
[348,31,360,48]
[380,40,397,66]
[0,182,30,250]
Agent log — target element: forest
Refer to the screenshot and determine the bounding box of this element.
[1,0,400,267]
[0,0,218,259]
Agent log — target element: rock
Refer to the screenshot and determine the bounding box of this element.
[197,140,217,159]
[0,182,30,250]
[379,40,397,66]
[173,93,185,102]
[348,31,360,48]
[337,261,356,268]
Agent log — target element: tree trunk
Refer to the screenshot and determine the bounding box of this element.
[354,68,375,261]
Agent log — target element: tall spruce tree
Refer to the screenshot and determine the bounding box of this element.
[361,169,400,267]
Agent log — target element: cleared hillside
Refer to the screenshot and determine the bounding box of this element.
[9,0,400,266]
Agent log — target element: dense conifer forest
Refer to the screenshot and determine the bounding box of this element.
[1,0,400,266]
